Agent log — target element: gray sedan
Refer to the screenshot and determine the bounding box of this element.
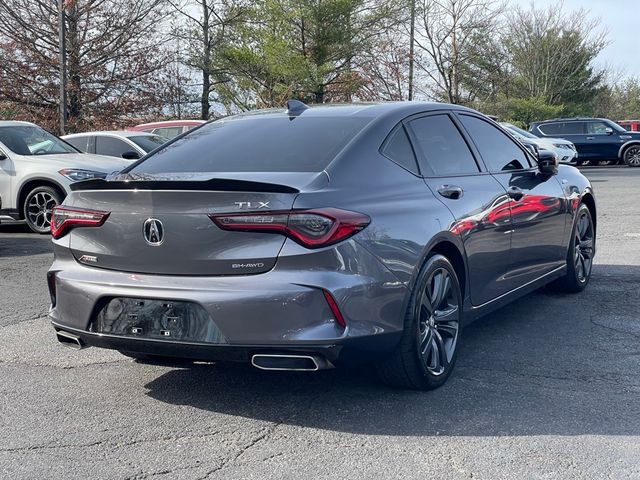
[49,101,596,390]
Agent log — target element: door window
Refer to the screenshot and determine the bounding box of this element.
[95,136,132,158]
[152,127,183,139]
[586,121,611,134]
[458,115,532,172]
[64,136,90,152]
[539,122,584,135]
[407,114,479,176]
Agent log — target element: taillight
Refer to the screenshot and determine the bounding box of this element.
[51,206,110,239]
[209,208,370,249]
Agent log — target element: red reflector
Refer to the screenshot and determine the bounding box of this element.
[323,290,346,328]
[209,208,370,249]
[51,206,110,239]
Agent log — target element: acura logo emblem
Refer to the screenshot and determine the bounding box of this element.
[143,218,164,246]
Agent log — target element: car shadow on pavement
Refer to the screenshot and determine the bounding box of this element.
[145,265,640,437]
[0,224,53,257]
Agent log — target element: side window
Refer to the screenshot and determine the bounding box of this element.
[64,136,89,152]
[381,126,419,174]
[538,123,561,135]
[95,136,131,158]
[587,121,610,134]
[152,127,182,139]
[458,115,532,172]
[407,114,479,176]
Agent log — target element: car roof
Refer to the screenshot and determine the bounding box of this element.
[63,131,162,139]
[222,101,478,122]
[533,117,611,124]
[132,120,206,129]
[0,120,37,127]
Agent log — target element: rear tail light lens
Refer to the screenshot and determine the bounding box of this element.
[51,206,110,239]
[209,208,370,249]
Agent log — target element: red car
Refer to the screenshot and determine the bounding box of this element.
[617,120,640,132]
[127,120,206,140]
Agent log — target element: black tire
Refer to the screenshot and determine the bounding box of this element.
[551,204,595,293]
[622,145,640,167]
[377,254,462,390]
[22,185,62,234]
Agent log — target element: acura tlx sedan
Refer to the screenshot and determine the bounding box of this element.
[49,101,596,390]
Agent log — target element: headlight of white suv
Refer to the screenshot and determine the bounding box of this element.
[58,169,107,182]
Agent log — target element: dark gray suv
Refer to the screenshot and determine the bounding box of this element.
[530,117,640,167]
[49,102,596,390]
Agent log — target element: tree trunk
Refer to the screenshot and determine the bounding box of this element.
[200,0,211,120]
[66,5,82,129]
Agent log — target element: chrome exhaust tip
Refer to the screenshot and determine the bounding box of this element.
[55,330,85,350]
[251,354,332,371]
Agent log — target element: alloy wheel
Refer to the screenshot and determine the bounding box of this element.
[625,146,640,166]
[26,191,57,230]
[574,212,594,283]
[417,267,460,376]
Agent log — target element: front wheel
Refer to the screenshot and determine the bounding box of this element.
[623,145,640,167]
[23,186,62,234]
[377,254,462,390]
[551,204,595,293]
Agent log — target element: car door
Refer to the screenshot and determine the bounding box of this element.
[405,112,514,306]
[95,136,134,158]
[584,120,623,159]
[0,145,13,211]
[457,113,568,289]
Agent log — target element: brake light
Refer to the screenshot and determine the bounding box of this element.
[51,206,110,239]
[209,208,370,249]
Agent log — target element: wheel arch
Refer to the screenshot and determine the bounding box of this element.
[17,178,67,219]
[581,191,597,235]
[618,140,640,159]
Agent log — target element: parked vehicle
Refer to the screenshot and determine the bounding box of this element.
[0,121,130,233]
[127,120,205,140]
[500,122,578,165]
[530,117,640,167]
[617,120,640,132]
[63,131,166,160]
[49,101,596,390]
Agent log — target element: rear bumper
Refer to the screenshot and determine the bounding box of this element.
[48,239,408,364]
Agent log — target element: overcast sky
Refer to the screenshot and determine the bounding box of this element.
[512,0,638,78]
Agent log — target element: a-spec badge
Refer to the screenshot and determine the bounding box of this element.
[143,218,164,246]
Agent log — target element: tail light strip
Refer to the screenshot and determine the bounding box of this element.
[51,206,110,239]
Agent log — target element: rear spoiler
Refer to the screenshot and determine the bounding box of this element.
[69,177,299,194]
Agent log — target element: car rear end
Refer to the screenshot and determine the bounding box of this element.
[48,109,407,370]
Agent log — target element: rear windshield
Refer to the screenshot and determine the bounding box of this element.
[128,115,370,173]
[129,135,166,152]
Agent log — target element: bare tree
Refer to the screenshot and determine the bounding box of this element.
[413,0,503,104]
[0,0,169,132]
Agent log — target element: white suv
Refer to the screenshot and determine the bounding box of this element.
[0,121,130,233]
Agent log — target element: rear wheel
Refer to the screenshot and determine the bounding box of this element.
[623,145,640,167]
[23,186,62,234]
[377,254,462,390]
[551,204,595,293]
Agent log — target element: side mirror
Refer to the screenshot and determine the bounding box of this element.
[604,127,614,135]
[538,149,558,175]
[122,150,141,160]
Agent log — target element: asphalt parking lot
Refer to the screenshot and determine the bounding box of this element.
[1,167,639,479]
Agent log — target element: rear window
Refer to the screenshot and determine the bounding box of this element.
[539,122,583,135]
[129,135,166,152]
[130,116,370,173]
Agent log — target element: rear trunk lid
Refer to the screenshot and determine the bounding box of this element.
[64,173,326,275]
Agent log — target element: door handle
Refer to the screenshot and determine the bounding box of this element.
[437,185,464,199]
[507,186,524,201]
[586,136,595,140]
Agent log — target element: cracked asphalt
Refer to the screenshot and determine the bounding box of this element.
[1,167,639,479]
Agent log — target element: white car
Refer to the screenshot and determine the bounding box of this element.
[500,122,578,165]
[63,131,166,160]
[0,121,130,233]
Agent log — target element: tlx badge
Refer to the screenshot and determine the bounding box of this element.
[234,201,270,209]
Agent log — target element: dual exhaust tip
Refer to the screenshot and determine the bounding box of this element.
[55,330,331,371]
[251,354,332,371]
